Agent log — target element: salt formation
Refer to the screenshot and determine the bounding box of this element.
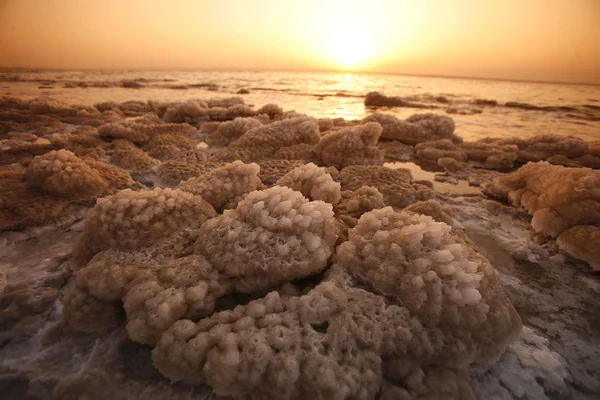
[276,163,341,205]
[364,112,458,145]
[472,326,571,399]
[4,93,596,399]
[177,161,264,211]
[415,139,468,162]
[416,140,519,169]
[314,122,384,169]
[378,140,414,162]
[162,100,208,123]
[475,134,600,168]
[208,103,256,121]
[436,157,503,187]
[96,100,151,116]
[98,120,196,144]
[256,103,284,119]
[556,226,600,271]
[195,186,338,292]
[340,165,421,208]
[364,91,427,108]
[515,135,589,162]
[25,149,107,199]
[206,97,245,108]
[144,133,198,154]
[486,161,600,270]
[317,117,334,132]
[404,199,453,225]
[229,116,320,158]
[334,186,386,218]
[110,140,161,178]
[204,117,263,147]
[150,97,256,123]
[145,144,180,161]
[272,143,320,163]
[29,97,77,117]
[1,152,133,231]
[64,186,337,345]
[256,160,305,185]
[208,116,321,163]
[152,209,521,399]
[155,160,225,187]
[1,128,109,167]
[71,187,217,268]
[149,98,251,122]
[438,157,468,176]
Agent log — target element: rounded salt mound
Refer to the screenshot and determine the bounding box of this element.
[71,187,217,268]
[25,149,107,199]
[332,207,522,364]
[275,162,341,205]
[152,208,521,400]
[195,185,338,293]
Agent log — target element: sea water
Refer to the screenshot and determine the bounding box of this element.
[1,68,599,141]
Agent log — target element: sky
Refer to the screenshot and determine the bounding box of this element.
[0,0,599,84]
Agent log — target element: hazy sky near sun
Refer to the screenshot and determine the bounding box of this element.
[1,0,599,84]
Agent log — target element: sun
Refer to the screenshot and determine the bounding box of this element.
[327,19,376,70]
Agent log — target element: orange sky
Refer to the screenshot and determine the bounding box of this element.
[1,0,599,84]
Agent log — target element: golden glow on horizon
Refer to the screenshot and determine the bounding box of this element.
[0,0,599,84]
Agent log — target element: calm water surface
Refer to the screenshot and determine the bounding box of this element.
[1,69,599,141]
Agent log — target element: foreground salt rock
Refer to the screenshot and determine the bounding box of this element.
[363,112,458,145]
[152,208,521,399]
[195,186,338,292]
[486,161,600,270]
[64,186,338,345]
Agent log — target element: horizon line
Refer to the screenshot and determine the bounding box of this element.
[0,65,599,87]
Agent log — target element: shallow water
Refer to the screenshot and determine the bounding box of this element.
[384,162,483,195]
[2,69,599,141]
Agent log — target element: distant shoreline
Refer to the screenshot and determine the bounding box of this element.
[1,66,599,87]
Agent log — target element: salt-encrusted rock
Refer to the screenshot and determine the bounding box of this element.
[25,149,107,199]
[276,163,341,205]
[340,165,419,208]
[314,122,384,169]
[152,209,521,399]
[178,161,264,212]
[486,161,600,269]
[71,187,217,268]
[364,112,458,145]
[204,117,263,147]
[195,186,338,293]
